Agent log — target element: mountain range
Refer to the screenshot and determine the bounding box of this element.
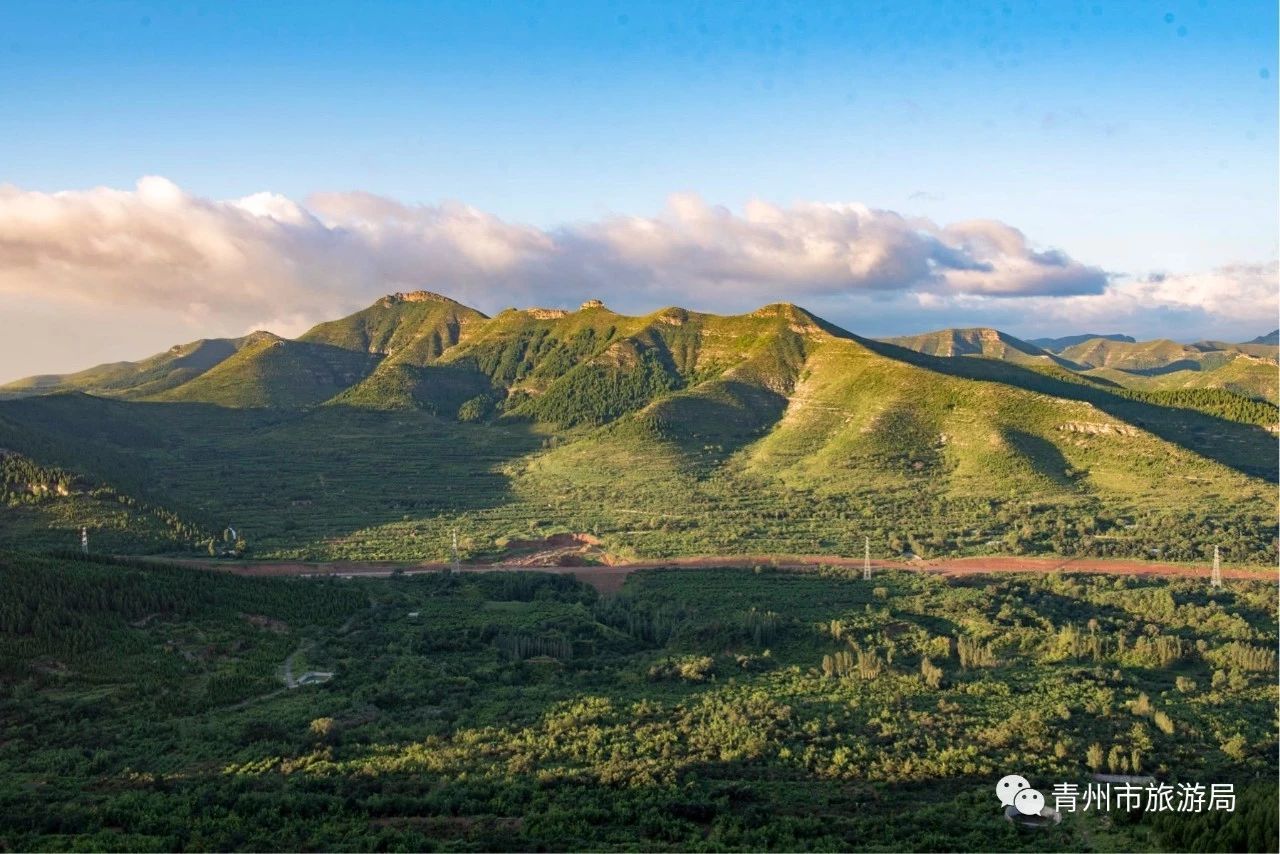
[884,328,1278,403]
[0,292,1275,565]
[6,303,1274,408]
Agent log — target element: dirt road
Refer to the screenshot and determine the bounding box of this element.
[154,553,1276,595]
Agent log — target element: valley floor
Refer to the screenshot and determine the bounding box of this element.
[2,553,1275,851]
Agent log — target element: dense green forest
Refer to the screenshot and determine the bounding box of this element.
[2,553,1275,851]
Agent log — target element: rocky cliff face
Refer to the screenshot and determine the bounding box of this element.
[377,290,457,306]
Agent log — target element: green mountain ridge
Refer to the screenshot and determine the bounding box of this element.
[1029,332,1136,351]
[0,332,274,400]
[0,292,1275,565]
[887,329,1278,404]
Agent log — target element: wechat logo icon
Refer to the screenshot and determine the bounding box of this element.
[997,774,1045,816]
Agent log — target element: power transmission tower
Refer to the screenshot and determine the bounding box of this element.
[451,529,460,574]
[80,527,88,555]
[863,536,871,581]
[1210,544,1222,588]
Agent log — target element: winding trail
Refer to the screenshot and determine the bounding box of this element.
[280,639,310,689]
[148,553,1276,595]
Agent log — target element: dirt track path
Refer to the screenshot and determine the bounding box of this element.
[280,639,309,689]
[153,553,1276,595]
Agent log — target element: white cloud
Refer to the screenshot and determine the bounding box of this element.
[0,178,1106,326]
[1006,262,1280,339]
[0,177,1271,382]
[825,261,1278,343]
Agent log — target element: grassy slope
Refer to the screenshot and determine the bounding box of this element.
[1085,357,1279,403]
[153,335,381,408]
[889,330,1280,406]
[486,331,1272,561]
[0,334,266,399]
[1056,338,1279,403]
[308,292,493,411]
[0,299,1274,563]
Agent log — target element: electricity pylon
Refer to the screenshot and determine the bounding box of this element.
[863,536,871,581]
[451,529,460,574]
[1210,544,1222,588]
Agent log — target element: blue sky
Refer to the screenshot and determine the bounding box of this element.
[0,1,1276,379]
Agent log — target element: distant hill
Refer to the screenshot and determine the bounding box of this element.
[881,327,1082,369]
[1054,337,1278,402]
[1030,333,1135,351]
[1059,336,1280,371]
[1246,329,1279,345]
[0,333,269,400]
[151,333,382,408]
[880,329,1276,404]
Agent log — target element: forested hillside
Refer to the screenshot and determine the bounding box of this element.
[1,554,1275,850]
[0,294,1274,565]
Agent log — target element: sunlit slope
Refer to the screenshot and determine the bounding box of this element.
[742,336,1269,502]
[153,334,380,408]
[305,291,491,410]
[299,291,488,358]
[1054,337,1279,402]
[1060,337,1199,370]
[1030,332,1135,351]
[1084,355,1279,403]
[468,327,1274,560]
[889,329,1279,404]
[1060,336,1279,370]
[0,334,266,399]
[429,300,829,427]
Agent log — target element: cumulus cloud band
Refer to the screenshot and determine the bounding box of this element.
[1,177,1272,355]
[0,178,1107,327]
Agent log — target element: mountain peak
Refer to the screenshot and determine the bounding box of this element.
[525,307,571,320]
[882,326,1072,366]
[376,290,458,307]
